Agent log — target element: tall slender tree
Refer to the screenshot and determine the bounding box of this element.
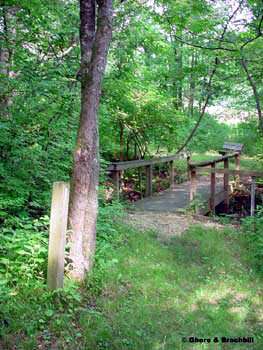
[0,5,17,115]
[68,0,113,281]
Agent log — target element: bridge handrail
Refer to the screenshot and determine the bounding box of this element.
[108,153,186,171]
[108,152,188,200]
[195,167,263,177]
[189,152,238,169]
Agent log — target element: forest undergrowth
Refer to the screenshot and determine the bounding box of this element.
[0,201,262,350]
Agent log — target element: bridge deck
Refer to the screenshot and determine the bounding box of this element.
[132,175,224,213]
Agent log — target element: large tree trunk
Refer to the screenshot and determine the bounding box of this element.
[68,0,113,281]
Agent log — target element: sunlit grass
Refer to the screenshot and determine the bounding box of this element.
[80,224,263,349]
[2,217,262,349]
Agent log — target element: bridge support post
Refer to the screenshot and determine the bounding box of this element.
[223,158,229,212]
[138,168,142,196]
[145,165,152,197]
[210,162,216,214]
[190,167,197,201]
[169,160,174,188]
[235,153,240,183]
[112,169,120,200]
[187,156,191,180]
[250,176,256,216]
[235,153,240,170]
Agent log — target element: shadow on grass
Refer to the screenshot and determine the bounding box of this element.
[78,225,263,350]
[1,224,262,350]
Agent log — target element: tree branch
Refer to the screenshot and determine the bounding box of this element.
[240,56,263,131]
[175,58,219,154]
[174,1,244,153]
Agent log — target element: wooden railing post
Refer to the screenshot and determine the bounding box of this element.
[190,167,197,201]
[250,176,256,216]
[187,155,191,180]
[145,165,153,197]
[47,182,70,290]
[138,167,142,196]
[210,162,216,214]
[235,153,240,170]
[169,160,174,188]
[112,169,120,200]
[223,158,229,212]
[235,153,240,183]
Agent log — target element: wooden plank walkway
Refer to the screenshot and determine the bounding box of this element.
[132,175,224,214]
[109,149,262,215]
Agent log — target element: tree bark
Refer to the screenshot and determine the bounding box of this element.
[188,52,196,116]
[176,42,183,108]
[119,121,124,161]
[68,0,113,281]
[171,29,183,109]
[0,6,17,115]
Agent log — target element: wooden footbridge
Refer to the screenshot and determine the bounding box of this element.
[108,144,263,215]
[47,145,262,289]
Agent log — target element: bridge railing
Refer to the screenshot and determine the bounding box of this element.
[189,153,263,215]
[108,153,188,200]
[188,152,240,213]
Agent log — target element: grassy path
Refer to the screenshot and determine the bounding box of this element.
[1,213,262,349]
[81,221,263,350]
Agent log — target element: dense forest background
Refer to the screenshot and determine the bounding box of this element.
[1,0,262,219]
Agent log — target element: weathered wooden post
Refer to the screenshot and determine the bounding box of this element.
[210,162,216,214]
[112,168,120,200]
[190,167,197,201]
[235,153,240,170]
[235,153,241,183]
[223,158,229,212]
[187,155,191,180]
[169,160,174,188]
[47,182,70,290]
[250,176,256,216]
[145,164,153,197]
[138,167,142,196]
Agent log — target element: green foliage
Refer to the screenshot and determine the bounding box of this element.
[0,216,49,298]
[188,112,233,153]
[0,280,83,349]
[1,0,262,219]
[186,195,207,214]
[86,202,128,296]
[241,207,263,274]
[1,200,263,349]
[0,1,79,217]
[0,1,263,348]
[0,203,127,349]
[233,119,263,156]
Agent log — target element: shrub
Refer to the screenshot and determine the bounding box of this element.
[241,206,263,274]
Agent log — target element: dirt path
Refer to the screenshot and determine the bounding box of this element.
[125,211,227,240]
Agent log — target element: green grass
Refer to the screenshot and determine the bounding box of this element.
[80,225,262,350]
[2,218,262,349]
